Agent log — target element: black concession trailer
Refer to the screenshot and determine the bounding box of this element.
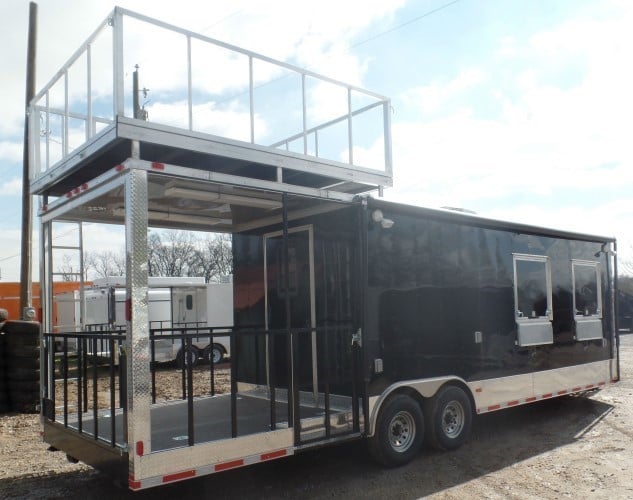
[33,8,619,490]
[231,196,619,466]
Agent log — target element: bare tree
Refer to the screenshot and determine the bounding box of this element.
[147,230,199,277]
[81,230,232,281]
[57,254,84,281]
[84,250,126,279]
[190,234,233,282]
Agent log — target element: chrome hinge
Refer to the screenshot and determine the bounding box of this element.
[351,328,362,348]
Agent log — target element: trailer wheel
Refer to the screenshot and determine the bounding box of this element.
[368,394,424,467]
[212,345,224,364]
[176,346,200,368]
[424,385,472,451]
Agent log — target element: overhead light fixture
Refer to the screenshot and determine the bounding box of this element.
[112,208,231,226]
[164,186,282,210]
[148,211,232,226]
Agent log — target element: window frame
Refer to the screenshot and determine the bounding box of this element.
[512,253,553,323]
[571,259,602,320]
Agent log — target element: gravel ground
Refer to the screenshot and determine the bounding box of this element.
[1,335,632,499]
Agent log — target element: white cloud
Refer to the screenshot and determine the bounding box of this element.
[3,178,23,196]
[402,68,486,114]
[0,141,23,163]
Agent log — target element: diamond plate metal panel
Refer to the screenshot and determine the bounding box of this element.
[125,168,151,478]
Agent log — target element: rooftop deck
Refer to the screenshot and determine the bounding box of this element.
[29,7,392,203]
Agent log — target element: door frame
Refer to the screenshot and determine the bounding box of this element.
[263,224,318,403]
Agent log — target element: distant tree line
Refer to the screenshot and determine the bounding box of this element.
[57,230,232,283]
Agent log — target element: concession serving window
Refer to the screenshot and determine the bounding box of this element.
[572,260,603,341]
[513,254,553,346]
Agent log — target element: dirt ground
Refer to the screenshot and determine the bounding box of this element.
[1,335,632,500]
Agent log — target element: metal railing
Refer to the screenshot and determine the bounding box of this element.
[43,323,360,452]
[43,331,127,449]
[29,7,392,180]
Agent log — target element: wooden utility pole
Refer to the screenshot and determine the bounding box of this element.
[20,2,37,319]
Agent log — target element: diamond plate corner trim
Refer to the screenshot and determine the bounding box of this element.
[125,168,151,477]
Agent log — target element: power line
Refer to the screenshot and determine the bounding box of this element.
[350,0,462,49]
[0,223,93,263]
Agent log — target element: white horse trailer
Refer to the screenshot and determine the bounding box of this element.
[54,277,232,364]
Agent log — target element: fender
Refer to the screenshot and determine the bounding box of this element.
[367,376,472,437]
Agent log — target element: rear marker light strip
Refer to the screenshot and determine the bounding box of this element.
[129,448,292,490]
[476,381,608,414]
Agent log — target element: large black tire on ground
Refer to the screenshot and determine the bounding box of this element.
[368,394,424,467]
[424,385,473,451]
[0,333,9,413]
[3,321,40,351]
[3,321,41,414]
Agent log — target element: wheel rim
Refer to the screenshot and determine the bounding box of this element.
[183,349,197,366]
[212,348,222,364]
[442,400,465,438]
[388,411,416,452]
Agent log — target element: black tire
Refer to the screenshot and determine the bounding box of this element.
[424,385,473,451]
[3,321,40,349]
[368,394,424,467]
[7,367,40,382]
[176,346,200,368]
[6,345,40,360]
[9,379,40,393]
[204,344,225,364]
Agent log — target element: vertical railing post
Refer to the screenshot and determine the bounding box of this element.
[187,35,193,131]
[383,99,393,177]
[45,91,50,171]
[112,8,125,118]
[302,74,307,155]
[86,44,93,140]
[249,56,255,144]
[347,87,353,165]
[63,70,69,157]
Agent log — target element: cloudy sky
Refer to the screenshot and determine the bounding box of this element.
[0,0,631,281]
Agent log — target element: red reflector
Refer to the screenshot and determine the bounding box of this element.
[585,384,594,389]
[215,459,244,472]
[151,162,165,170]
[129,476,142,490]
[126,299,132,322]
[115,164,124,171]
[507,400,519,407]
[65,192,72,198]
[136,441,144,456]
[487,404,501,411]
[261,449,287,461]
[542,393,553,399]
[525,397,537,402]
[81,183,89,191]
[557,390,567,395]
[162,470,196,483]
[72,187,80,194]
[572,387,582,392]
